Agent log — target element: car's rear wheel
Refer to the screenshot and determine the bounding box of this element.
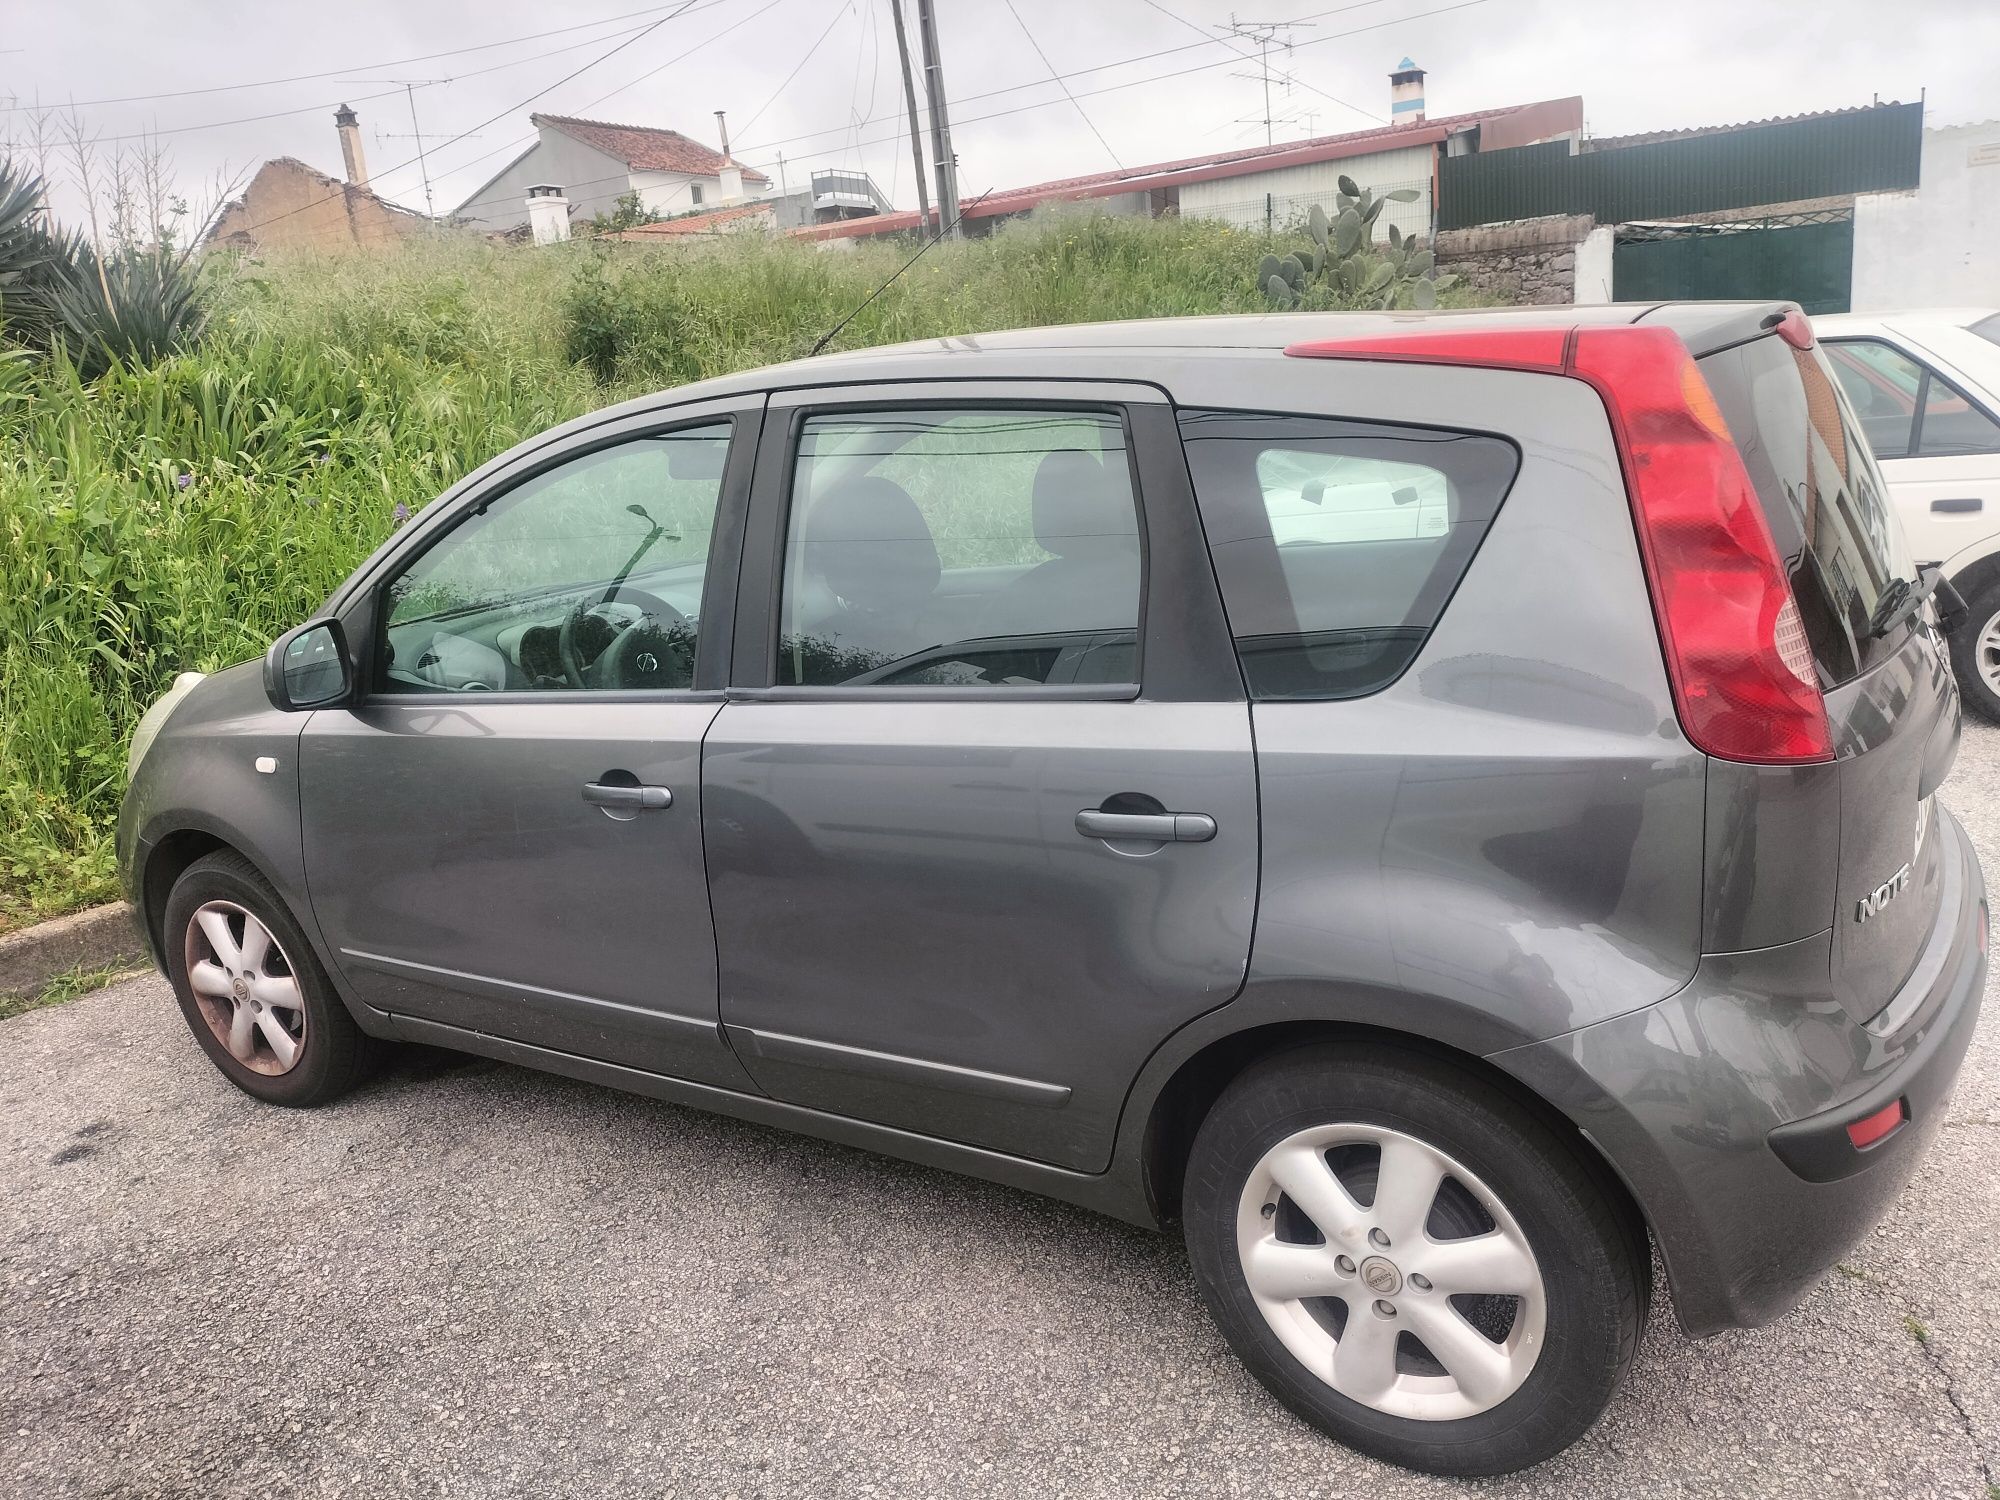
[1948,578,2000,723]
[1182,1043,1646,1477]
[163,850,373,1107]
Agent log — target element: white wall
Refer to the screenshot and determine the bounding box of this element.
[1575,225,1616,303]
[1852,122,2000,312]
[454,131,633,230]
[1178,143,1435,242]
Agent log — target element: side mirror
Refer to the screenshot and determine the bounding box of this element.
[264,619,354,711]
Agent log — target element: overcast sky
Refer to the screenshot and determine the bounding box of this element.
[5,0,1998,230]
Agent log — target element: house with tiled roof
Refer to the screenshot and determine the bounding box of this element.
[789,70,1583,246]
[452,113,775,234]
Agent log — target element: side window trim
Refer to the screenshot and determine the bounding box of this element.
[348,400,763,702]
[735,386,1157,699]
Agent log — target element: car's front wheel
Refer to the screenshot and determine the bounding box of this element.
[163,850,374,1107]
[1182,1043,1647,1477]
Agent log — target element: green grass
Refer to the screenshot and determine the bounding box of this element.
[0,959,148,1020]
[0,209,1478,927]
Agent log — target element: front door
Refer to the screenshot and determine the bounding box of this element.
[704,384,1259,1171]
[301,400,761,1090]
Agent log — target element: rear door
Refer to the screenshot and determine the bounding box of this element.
[703,380,1257,1172]
[1821,332,2000,567]
[1700,331,1958,1020]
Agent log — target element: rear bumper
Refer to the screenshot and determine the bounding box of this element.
[1491,805,1987,1336]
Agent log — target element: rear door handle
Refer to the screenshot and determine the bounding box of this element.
[582,781,672,810]
[1931,497,1983,513]
[1075,809,1217,843]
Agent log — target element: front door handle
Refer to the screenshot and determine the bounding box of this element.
[582,781,672,810]
[1075,809,1217,843]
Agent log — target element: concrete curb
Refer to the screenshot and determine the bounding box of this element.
[0,903,150,1001]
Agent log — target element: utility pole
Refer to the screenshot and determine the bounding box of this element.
[888,0,933,233]
[914,0,960,235]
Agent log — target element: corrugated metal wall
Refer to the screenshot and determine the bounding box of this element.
[1180,144,1433,239]
[1438,102,1924,231]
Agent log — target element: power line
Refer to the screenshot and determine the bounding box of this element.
[737,4,848,142]
[222,2,703,242]
[1001,0,1122,168]
[56,21,672,152]
[733,0,1402,158]
[431,0,1494,225]
[1136,0,1385,126]
[737,0,1494,176]
[0,0,736,114]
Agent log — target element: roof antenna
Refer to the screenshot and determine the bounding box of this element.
[806,188,992,359]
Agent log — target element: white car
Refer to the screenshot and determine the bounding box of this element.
[1816,308,2000,716]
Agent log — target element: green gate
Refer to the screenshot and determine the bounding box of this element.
[1611,212,1853,313]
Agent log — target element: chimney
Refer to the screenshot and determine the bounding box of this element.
[1389,58,1426,125]
[713,110,745,203]
[525,185,571,245]
[334,104,369,186]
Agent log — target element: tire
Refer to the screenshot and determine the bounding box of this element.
[1182,1042,1646,1477]
[162,850,374,1107]
[1947,578,2000,723]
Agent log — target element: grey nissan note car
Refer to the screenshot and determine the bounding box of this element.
[119,302,1987,1476]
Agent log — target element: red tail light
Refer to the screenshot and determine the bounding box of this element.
[1845,1098,1907,1151]
[1287,324,1834,765]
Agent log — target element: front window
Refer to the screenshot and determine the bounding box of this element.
[777,407,1142,688]
[378,424,731,692]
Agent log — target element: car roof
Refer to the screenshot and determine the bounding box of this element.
[1817,308,1998,334]
[590,301,1794,425]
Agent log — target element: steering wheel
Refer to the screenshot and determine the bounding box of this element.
[558,586,692,690]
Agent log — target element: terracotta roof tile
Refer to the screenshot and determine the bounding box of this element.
[532,114,770,183]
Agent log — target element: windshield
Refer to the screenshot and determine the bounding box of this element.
[1969,312,2000,349]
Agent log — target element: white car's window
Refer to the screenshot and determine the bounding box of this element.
[1253,449,1452,544]
[1825,338,2000,459]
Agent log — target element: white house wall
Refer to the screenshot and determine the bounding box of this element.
[455,132,634,230]
[1178,143,1435,241]
[1851,122,2000,312]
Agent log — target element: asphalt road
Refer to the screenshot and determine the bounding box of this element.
[7,734,2000,1499]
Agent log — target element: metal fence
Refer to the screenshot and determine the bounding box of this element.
[1438,102,1923,231]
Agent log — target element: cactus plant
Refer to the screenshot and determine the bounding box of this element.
[1256,181,1454,312]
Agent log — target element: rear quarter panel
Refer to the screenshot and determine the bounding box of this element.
[1158,356,1707,1051]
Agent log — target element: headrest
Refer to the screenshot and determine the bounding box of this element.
[803,476,941,612]
[1031,450,1136,559]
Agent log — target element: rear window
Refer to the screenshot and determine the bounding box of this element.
[1698,334,1916,685]
[1970,313,2000,349]
[1178,411,1519,700]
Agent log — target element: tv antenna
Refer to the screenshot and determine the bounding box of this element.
[1222,15,1314,147]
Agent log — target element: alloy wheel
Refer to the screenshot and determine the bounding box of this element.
[183,900,309,1076]
[1977,608,2000,699]
[1234,1123,1546,1421]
